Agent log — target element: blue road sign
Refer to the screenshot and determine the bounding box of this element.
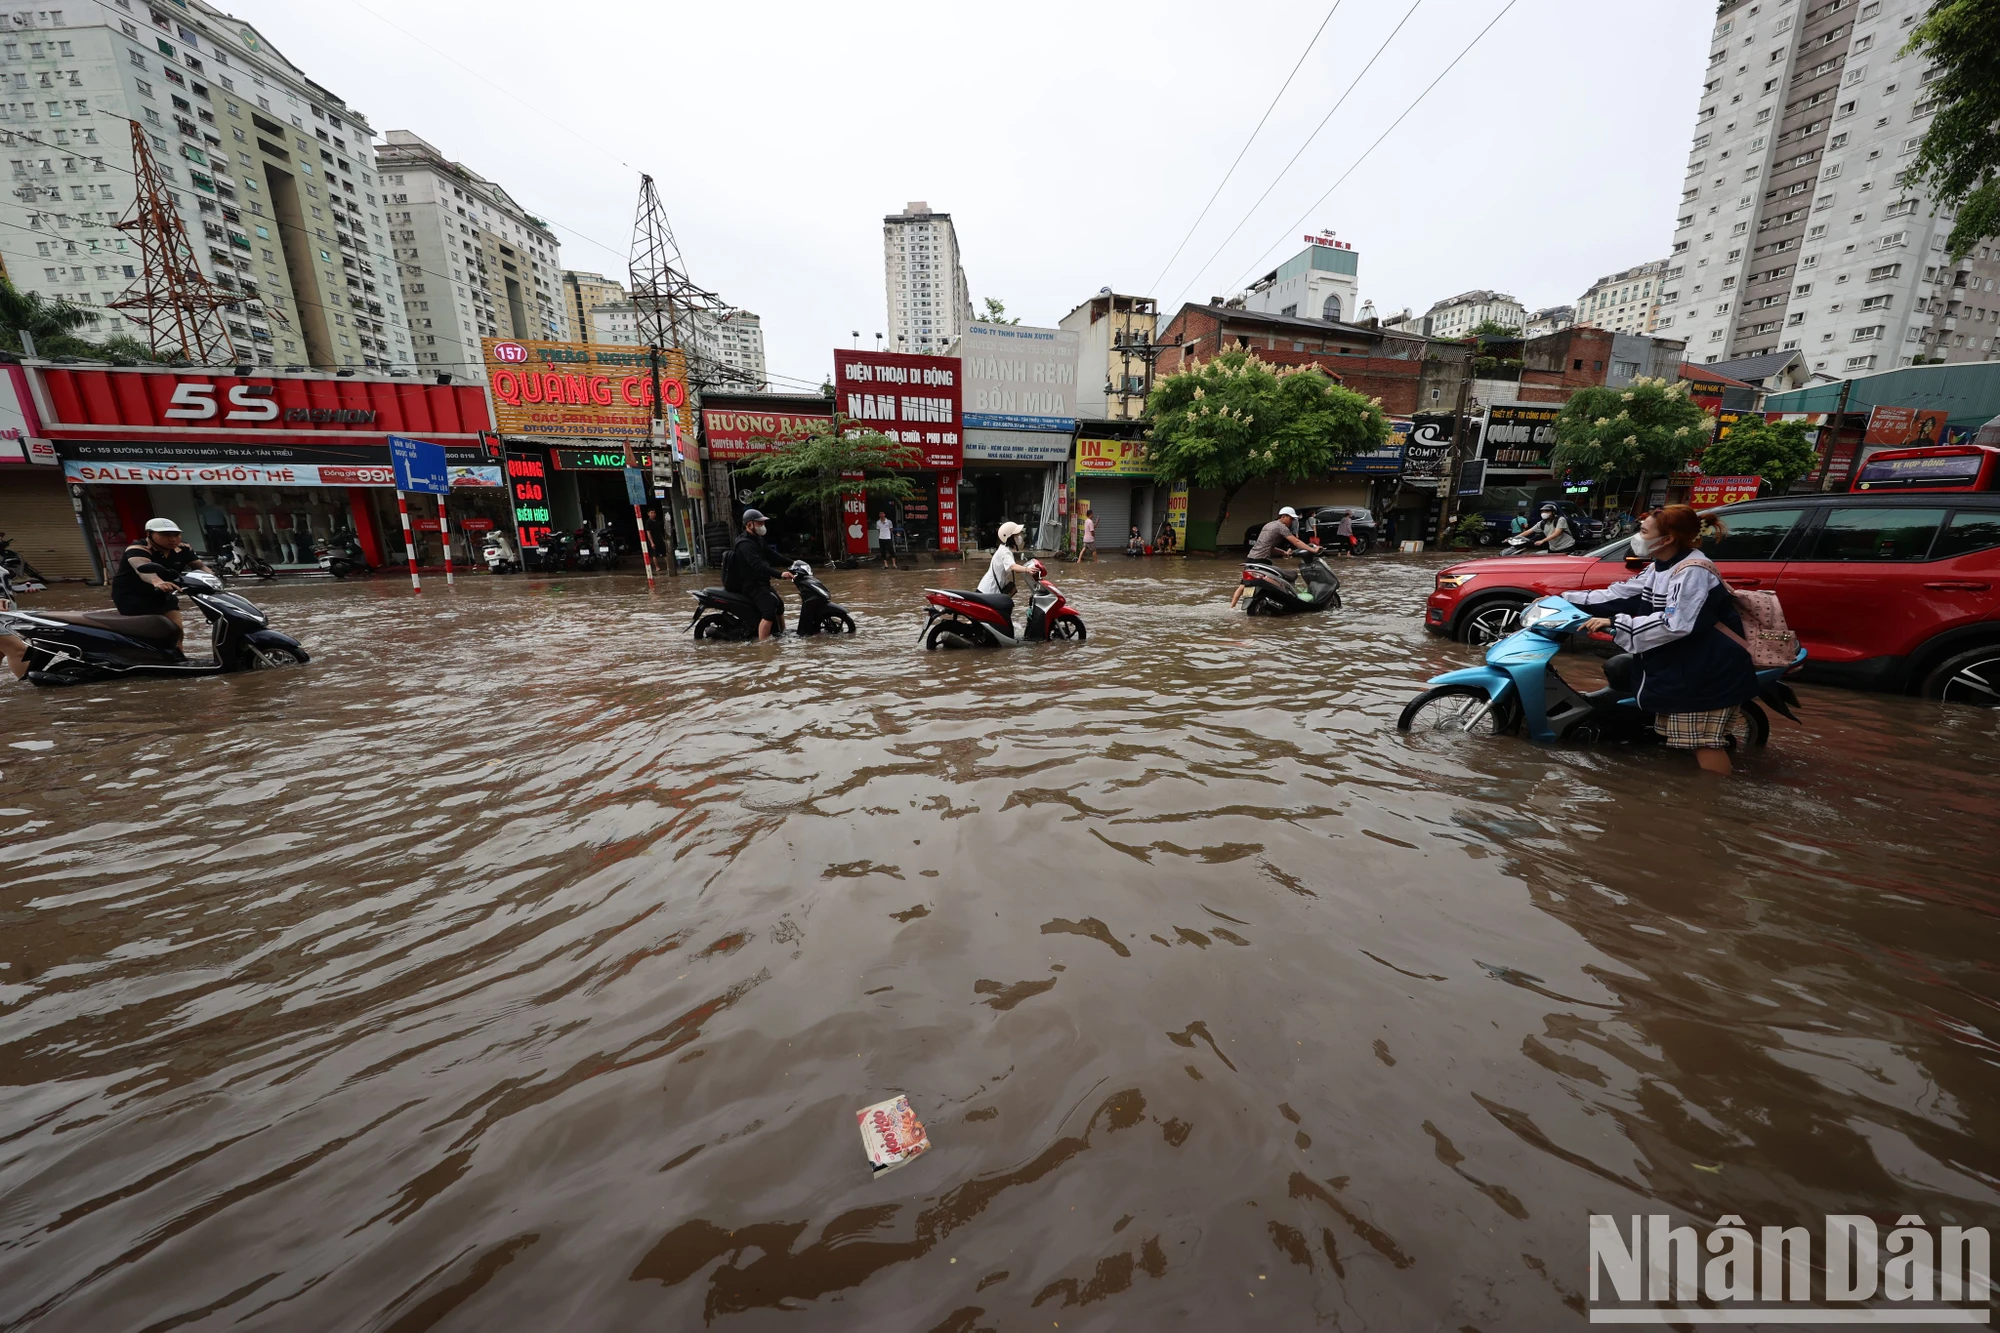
[624,466,648,506]
[389,435,450,495]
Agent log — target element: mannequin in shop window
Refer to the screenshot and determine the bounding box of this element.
[195,488,232,558]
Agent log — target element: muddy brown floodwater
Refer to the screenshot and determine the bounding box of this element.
[1,554,1998,1330]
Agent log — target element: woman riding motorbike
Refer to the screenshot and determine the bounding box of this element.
[1561,504,1758,776]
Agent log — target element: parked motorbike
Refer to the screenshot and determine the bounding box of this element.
[530,530,572,573]
[1395,594,1803,746]
[570,527,600,573]
[316,529,371,579]
[481,531,521,574]
[920,560,1085,649]
[210,537,277,582]
[0,531,48,592]
[592,525,620,571]
[0,569,309,687]
[689,559,855,639]
[1239,550,1341,615]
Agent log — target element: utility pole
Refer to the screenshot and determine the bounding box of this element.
[1435,352,1475,546]
[109,120,236,363]
[630,173,719,573]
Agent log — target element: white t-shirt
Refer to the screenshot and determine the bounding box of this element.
[876,518,893,542]
[979,545,1022,595]
[1083,516,1096,544]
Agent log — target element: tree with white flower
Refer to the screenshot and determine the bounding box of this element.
[1143,347,1389,546]
[1547,376,1714,508]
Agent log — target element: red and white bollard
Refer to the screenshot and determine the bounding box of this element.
[439,494,454,586]
[634,503,656,591]
[396,489,421,593]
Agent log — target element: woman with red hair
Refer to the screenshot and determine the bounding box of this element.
[1562,504,1759,775]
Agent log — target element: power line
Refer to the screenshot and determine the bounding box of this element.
[1223,0,1524,298]
[1165,0,1427,315]
[1146,0,1344,296]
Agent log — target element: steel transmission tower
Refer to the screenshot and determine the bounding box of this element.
[108,120,237,364]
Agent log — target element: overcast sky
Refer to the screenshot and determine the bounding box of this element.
[239,0,1712,391]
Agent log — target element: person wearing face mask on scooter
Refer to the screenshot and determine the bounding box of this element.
[1561,504,1758,776]
[727,510,794,641]
[978,521,1041,631]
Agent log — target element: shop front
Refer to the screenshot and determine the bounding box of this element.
[1473,403,1561,519]
[951,321,1078,552]
[833,349,963,561]
[0,363,94,582]
[963,428,1067,551]
[25,365,493,573]
[1074,435,1156,550]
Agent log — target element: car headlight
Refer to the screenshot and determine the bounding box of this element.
[1435,572,1475,591]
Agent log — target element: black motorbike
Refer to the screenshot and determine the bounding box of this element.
[1238,551,1341,615]
[690,559,855,639]
[570,526,600,573]
[0,531,48,592]
[316,529,371,579]
[0,569,308,687]
[211,537,277,582]
[532,529,573,573]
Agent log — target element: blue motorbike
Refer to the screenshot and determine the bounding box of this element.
[1396,595,1804,746]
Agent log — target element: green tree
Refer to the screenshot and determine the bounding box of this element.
[1548,376,1713,503]
[1900,0,2000,262]
[0,276,100,358]
[1142,346,1389,537]
[978,297,1019,325]
[1696,416,1820,490]
[95,331,169,364]
[736,418,922,558]
[1466,319,1520,339]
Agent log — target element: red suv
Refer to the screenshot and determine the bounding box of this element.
[1423,493,2000,707]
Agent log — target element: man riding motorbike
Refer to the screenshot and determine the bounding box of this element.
[1519,502,1575,553]
[1230,506,1319,609]
[727,509,793,640]
[978,520,1040,631]
[114,518,212,645]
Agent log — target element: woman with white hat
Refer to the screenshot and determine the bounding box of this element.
[978,521,1040,632]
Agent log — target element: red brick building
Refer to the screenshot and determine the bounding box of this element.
[1157,302,1474,416]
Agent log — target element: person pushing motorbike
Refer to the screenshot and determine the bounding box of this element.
[726,509,793,640]
[1230,507,1319,609]
[978,521,1041,631]
[113,518,212,644]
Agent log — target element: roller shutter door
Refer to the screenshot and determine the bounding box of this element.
[0,471,94,582]
[1076,479,1132,550]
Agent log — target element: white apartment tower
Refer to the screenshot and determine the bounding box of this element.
[0,0,413,369]
[589,300,767,391]
[375,129,565,379]
[1421,289,1526,338]
[1576,260,1670,333]
[1659,0,2000,375]
[884,200,971,356]
[562,269,624,344]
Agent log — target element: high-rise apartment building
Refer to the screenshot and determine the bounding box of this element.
[589,300,766,390]
[562,269,624,344]
[883,201,971,356]
[1421,290,1526,338]
[375,129,564,378]
[1659,0,2000,375]
[1576,260,1669,333]
[0,0,412,369]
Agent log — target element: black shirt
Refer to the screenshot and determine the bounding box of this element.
[726,532,781,592]
[111,541,197,614]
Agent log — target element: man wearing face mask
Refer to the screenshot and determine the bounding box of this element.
[1520,502,1575,553]
[726,509,793,640]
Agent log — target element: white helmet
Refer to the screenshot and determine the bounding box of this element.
[144,517,182,534]
[997,521,1025,545]
[1278,506,1298,519]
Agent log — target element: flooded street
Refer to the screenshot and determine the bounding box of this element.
[2,553,1997,1330]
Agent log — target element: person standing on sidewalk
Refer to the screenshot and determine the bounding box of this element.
[875,511,898,570]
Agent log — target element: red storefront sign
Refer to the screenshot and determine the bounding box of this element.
[702,406,832,461]
[1864,405,1949,448]
[1689,475,1762,506]
[935,473,959,553]
[28,366,490,442]
[833,349,961,469]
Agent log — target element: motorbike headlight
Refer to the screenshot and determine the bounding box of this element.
[1518,600,1566,629]
[1435,572,1474,591]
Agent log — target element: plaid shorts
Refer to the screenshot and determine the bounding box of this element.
[1655,707,1738,750]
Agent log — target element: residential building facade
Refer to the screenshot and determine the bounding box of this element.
[1659,0,2000,376]
[1059,291,1158,421]
[589,299,766,391]
[1239,235,1360,324]
[376,129,564,379]
[1575,260,1669,333]
[562,270,625,344]
[0,0,412,369]
[883,200,971,356]
[1524,305,1576,336]
[1421,289,1526,338]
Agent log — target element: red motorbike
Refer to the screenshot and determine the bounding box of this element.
[920,560,1087,649]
